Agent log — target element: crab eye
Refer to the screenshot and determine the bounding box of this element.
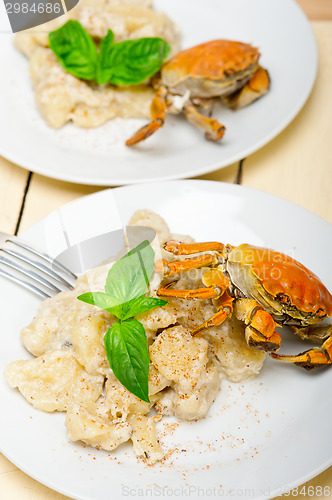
[316,308,326,317]
[276,293,290,304]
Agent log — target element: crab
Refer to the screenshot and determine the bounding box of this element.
[126,39,270,146]
[155,241,332,370]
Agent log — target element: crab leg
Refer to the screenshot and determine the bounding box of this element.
[126,86,167,146]
[155,253,218,277]
[192,292,234,335]
[157,268,232,335]
[221,66,270,110]
[157,280,223,300]
[164,240,225,255]
[157,268,229,299]
[270,327,332,370]
[183,104,226,141]
[292,324,332,343]
[234,299,281,352]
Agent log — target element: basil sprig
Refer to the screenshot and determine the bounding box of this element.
[49,21,170,86]
[78,241,167,403]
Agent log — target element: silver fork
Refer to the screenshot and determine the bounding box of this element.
[0,226,157,299]
[0,232,77,299]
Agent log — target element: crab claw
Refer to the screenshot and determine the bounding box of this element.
[126,119,164,146]
[245,327,281,352]
[184,104,225,141]
[126,87,167,146]
[270,343,332,370]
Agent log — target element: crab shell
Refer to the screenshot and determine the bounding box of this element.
[161,40,260,98]
[226,244,332,325]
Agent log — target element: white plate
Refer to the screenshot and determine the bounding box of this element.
[0,0,317,186]
[0,180,331,500]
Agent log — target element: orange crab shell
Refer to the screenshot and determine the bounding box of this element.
[161,40,260,87]
[229,244,332,317]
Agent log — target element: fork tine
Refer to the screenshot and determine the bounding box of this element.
[0,232,77,298]
[2,248,75,289]
[0,255,63,294]
[0,268,52,299]
[10,238,77,282]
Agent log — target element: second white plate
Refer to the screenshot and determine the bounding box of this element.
[0,180,331,500]
[0,0,317,185]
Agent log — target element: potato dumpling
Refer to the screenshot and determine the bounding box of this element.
[71,315,111,376]
[150,325,209,390]
[147,364,170,396]
[104,373,152,419]
[20,289,110,357]
[137,303,180,332]
[66,404,132,451]
[4,350,104,412]
[129,414,164,464]
[206,316,266,382]
[171,360,221,420]
[129,209,171,244]
[150,325,222,419]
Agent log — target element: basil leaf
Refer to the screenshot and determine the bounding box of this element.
[105,241,155,316]
[97,29,115,85]
[104,319,150,403]
[121,296,168,321]
[49,20,98,81]
[77,291,123,319]
[99,37,171,86]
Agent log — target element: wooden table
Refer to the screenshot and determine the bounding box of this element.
[0,1,331,499]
